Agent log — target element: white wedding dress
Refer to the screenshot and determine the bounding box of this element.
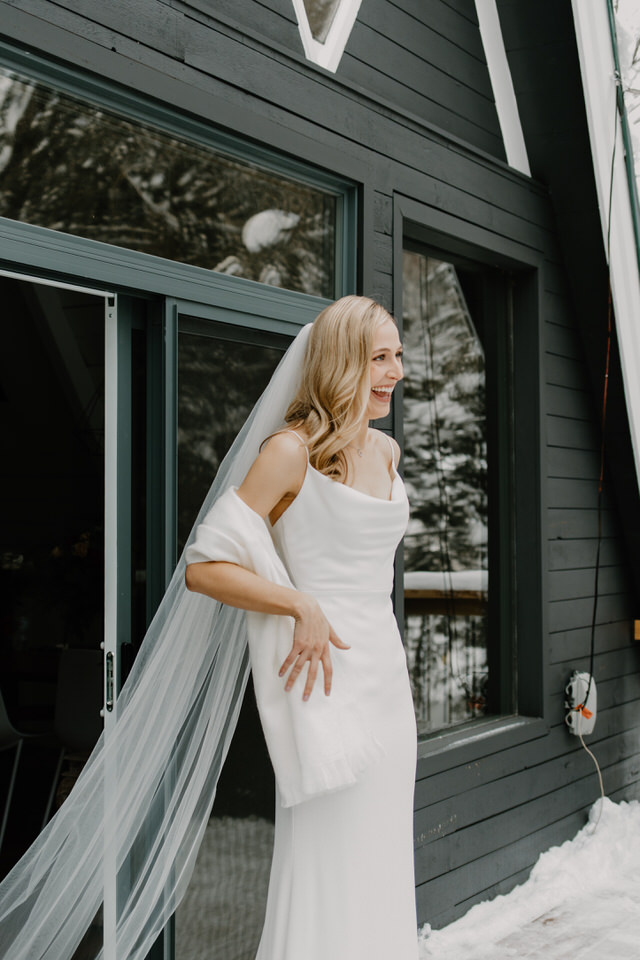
[255,442,419,960]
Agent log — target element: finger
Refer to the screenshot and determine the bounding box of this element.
[303,655,319,702]
[284,656,307,691]
[321,649,333,696]
[279,646,303,677]
[329,632,350,650]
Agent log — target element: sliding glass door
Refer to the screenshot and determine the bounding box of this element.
[0,270,119,958]
[172,314,288,960]
[0,271,326,959]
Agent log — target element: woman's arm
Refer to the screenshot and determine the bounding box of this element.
[185,433,349,698]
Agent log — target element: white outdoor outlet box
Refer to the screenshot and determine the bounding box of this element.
[565,671,597,736]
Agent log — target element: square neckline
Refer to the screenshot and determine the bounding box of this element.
[306,461,400,503]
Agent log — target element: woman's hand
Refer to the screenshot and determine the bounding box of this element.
[279,594,350,700]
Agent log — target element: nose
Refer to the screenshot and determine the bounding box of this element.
[389,356,403,380]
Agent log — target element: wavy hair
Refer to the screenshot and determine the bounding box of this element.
[285,295,395,480]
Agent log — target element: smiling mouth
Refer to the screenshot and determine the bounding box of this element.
[371,387,394,401]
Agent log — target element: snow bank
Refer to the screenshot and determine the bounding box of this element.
[418,797,640,958]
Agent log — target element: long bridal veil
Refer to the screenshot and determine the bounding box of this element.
[0,323,313,960]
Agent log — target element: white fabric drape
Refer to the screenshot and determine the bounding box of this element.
[0,323,313,960]
[187,487,384,807]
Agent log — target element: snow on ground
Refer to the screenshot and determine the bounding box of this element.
[418,798,640,959]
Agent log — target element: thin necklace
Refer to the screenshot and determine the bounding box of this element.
[349,442,364,458]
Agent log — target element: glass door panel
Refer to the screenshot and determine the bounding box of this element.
[174,317,288,960]
[0,272,112,956]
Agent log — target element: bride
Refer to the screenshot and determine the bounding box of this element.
[0,295,418,960]
[186,295,417,959]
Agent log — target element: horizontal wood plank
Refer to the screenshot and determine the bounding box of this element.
[547,508,617,541]
[548,563,628,602]
[544,319,582,359]
[545,384,595,422]
[352,9,495,99]
[546,445,600,480]
[546,415,598,451]
[548,537,622,571]
[548,620,635,662]
[548,646,639,689]
[548,593,631,633]
[547,477,612,509]
[545,352,590,390]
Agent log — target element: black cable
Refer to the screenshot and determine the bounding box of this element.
[581,60,619,715]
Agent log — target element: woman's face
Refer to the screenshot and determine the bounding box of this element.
[366,318,404,420]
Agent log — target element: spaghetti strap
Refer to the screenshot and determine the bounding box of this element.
[281,429,310,462]
[385,434,398,477]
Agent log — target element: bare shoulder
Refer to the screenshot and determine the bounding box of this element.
[261,429,308,466]
[370,428,401,468]
[236,430,307,518]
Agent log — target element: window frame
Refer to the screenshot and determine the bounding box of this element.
[0,39,358,304]
[393,194,548,761]
[291,0,363,73]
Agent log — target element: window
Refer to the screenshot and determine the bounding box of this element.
[292,0,363,73]
[302,0,343,41]
[0,65,348,298]
[176,319,290,552]
[402,246,516,735]
[174,318,290,959]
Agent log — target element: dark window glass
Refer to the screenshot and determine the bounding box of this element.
[0,277,104,891]
[402,251,489,735]
[175,320,287,958]
[0,69,337,298]
[303,0,342,41]
[177,321,288,550]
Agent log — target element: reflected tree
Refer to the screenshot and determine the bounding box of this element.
[402,251,489,733]
[0,72,336,298]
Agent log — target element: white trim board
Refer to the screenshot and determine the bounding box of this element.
[291,0,362,73]
[572,0,640,493]
[474,0,531,176]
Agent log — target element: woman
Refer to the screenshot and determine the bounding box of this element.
[0,296,417,960]
[185,296,418,960]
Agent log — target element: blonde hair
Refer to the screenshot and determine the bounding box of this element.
[285,295,395,480]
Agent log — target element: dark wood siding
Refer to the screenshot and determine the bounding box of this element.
[414,259,638,927]
[14,0,504,158]
[1,0,638,933]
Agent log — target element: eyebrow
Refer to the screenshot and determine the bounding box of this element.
[372,344,403,352]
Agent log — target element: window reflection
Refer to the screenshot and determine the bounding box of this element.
[177,321,288,551]
[402,252,489,734]
[176,321,287,959]
[303,0,343,42]
[0,69,337,298]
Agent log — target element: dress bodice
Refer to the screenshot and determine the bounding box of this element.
[269,460,409,597]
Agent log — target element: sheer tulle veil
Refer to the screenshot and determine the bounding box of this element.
[0,322,313,960]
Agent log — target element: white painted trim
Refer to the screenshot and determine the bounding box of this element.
[572,0,640,491]
[103,292,118,960]
[474,0,531,176]
[291,0,363,73]
[0,266,111,298]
